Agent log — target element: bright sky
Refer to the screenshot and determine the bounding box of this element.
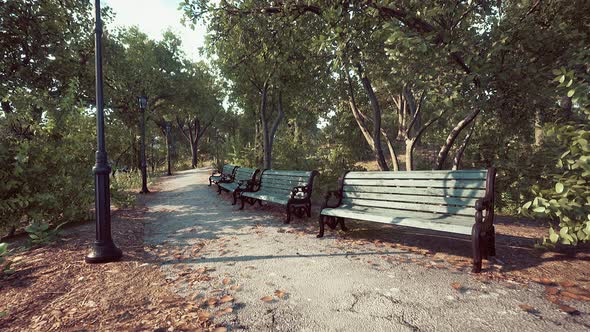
[103,0,206,61]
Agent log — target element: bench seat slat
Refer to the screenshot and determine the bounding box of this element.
[234,167,258,182]
[260,183,296,192]
[242,191,289,205]
[219,182,240,191]
[263,170,314,177]
[256,187,291,196]
[321,206,473,235]
[346,170,487,180]
[340,198,475,216]
[343,185,486,198]
[342,192,479,207]
[263,174,311,182]
[261,178,309,187]
[343,178,486,189]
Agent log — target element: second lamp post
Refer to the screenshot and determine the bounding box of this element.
[138,95,150,194]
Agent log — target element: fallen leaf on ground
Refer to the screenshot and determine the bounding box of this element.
[222,277,231,285]
[198,311,212,320]
[212,327,227,332]
[260,296,273,302]
[560,291,585,301]
[451,282,462,290]
[220,295,234,303]
[559,305,580,315]
[536,278,556,286]
[545,287,559,295]
[546,295,561,304]
[518,304,537,314]
[559,280,576,288]
[274,290,286,298]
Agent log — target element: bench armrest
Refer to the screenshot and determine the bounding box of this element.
[239,179,261,192]
[321,190,342,209]
[220,174,234,183]
[475,197,492,211]
[290,185,311,200]
[475,196,494,225]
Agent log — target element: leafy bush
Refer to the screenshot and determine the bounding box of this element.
[523,68,590,245]
[24,222,64,245]
[0,243,14,275]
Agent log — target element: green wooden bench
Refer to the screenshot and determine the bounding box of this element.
[240,170,319,223]
[209,164,238,186]
[217,167,260,205]
[319,168,496,273]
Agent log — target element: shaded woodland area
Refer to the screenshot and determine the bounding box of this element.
[1,1,589,245]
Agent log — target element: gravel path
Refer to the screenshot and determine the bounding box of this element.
[144,169,589,331]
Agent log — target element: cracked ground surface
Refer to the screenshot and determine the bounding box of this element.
[144,169,590,331]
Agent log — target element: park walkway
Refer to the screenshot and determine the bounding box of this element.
[143,169,589,331]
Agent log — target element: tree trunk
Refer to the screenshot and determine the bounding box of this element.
[166,122,172,176]
[190,141,198,168]
[177,116,209,170]
[381,129,400,171]
[260,83,271,169]
[435,108,480,170]
[534,109,543,148]
[347,71,375,148]
[405,138,416,171]
[452,120,476,170]
[355,64,389,171]
[259,84,284,169]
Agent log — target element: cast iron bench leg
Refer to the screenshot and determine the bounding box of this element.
[285,204,292,224]
[232,191,238,205]
[239,196,246,210]
[339,218,347,231]
[317,215,325,238]
[488,226,496,257]
[472,223,482,273]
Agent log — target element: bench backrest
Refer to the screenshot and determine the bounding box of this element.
[259,170,318,197]
[234,167,259,182]
[221,164,238,176]
[340,169,493,217]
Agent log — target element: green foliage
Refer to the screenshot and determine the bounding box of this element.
[0,242,15,275]
[523,68,590,246]
[24,222,64,245]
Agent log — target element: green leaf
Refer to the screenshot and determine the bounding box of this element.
[567,89,576,97]
[549,232,559,243]
[555,182,564,193]
[559,226,570,237]
[533,206,546,213]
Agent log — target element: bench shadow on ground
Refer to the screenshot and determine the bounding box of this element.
[146,173,589,277]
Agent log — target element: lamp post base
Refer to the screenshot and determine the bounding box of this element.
[85,241,123,264]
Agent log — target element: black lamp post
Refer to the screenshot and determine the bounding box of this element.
[86,0,122,264]
[138,95,150,194]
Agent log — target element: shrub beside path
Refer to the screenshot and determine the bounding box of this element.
[144,169,590,331]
